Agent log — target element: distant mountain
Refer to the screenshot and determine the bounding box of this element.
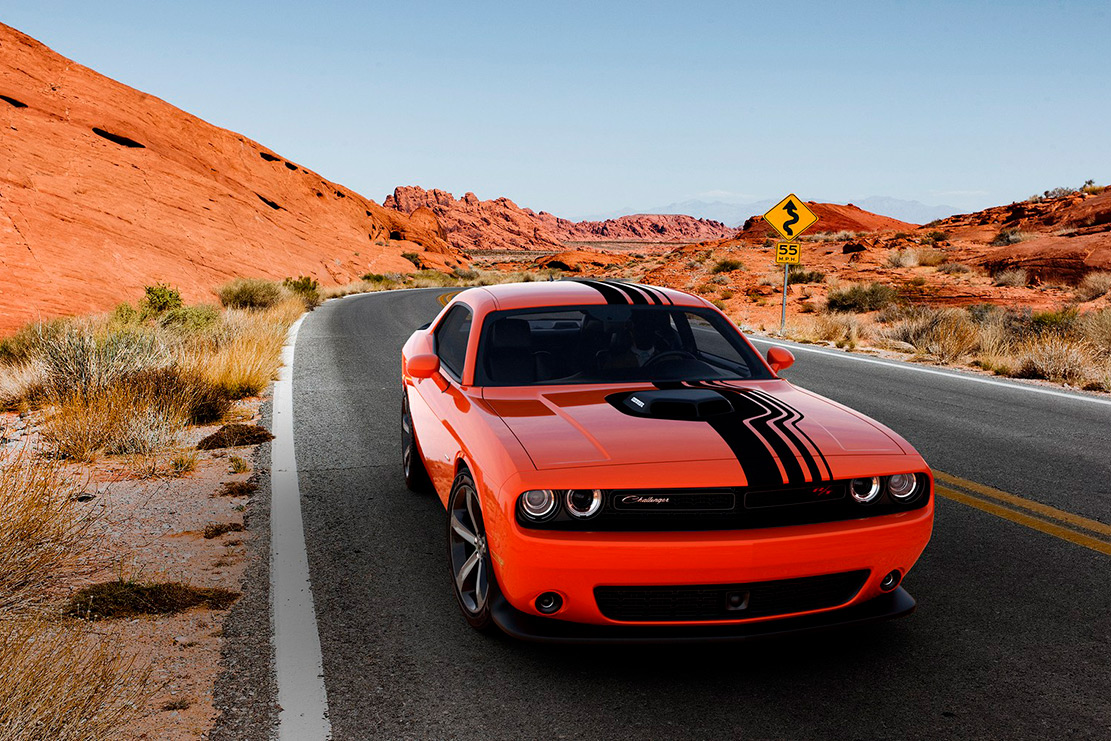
[632,196,960,228]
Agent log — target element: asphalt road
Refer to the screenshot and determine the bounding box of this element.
[265,288,1110,739]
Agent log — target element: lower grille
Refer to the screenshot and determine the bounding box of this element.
[594,570,869,622]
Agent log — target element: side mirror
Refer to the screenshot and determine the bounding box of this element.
[767,347,795,374]
[407,353,440,379]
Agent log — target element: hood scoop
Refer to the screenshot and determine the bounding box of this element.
[608,388,734,421]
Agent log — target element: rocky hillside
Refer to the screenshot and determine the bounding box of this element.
[736,201,918,240]
[383,186,735,252]
[0,24,458,332]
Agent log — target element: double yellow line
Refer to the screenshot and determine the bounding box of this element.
[934,470,1111,557]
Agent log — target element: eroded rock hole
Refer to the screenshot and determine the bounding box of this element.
[0,94,28,108]
[259,152,280,162]
[389,230,403,240]
[284,162,298,171]
[256,194,282,210]
[92,127,144,148]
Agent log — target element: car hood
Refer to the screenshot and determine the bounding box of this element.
[482,381,908,485]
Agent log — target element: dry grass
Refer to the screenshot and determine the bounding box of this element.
[0,453,91,611]
[993,269,1028,287]
[1076,272,1111,302]
[64,580,239,620]
[1013,336,1094,384]
[878,307,980,362]
[0,361,44,411]
[0,620,154,741]
[786,314,872,349]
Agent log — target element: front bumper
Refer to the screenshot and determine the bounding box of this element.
[491,586,916,644]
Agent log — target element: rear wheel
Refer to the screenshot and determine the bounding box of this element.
[401,394,432,493]
[447,471,495,630]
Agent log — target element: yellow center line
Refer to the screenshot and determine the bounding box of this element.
[438,290,461,306]
[933,471,1111,557]
[934,470,1111,539]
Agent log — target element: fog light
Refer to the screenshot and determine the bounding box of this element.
[535,592,563,614]
[520,490,557,520]
[880,570,902,592]
[565,489,603,519]
[888,473,919,501]
[850,477,882,504]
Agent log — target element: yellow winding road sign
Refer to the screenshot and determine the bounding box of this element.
[764,194,818,241]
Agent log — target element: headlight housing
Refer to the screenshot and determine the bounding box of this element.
[519,489,557,520]
[850,476,882,504]
[565,489,603,519]
[887,473,919,501]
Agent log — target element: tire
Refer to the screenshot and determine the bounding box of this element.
[447,471,496,631]
[401,393,432,493]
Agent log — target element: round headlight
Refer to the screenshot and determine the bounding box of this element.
[888,473,919,501]
[519,489,557,519]
[850,477,882,504]
[565,489,603,519]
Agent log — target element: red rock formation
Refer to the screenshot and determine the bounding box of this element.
[737,202,917,241]
[0,23,459,333]
[383,186,735,252]
[532,250,632,272]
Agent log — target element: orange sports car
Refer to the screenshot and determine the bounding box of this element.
[401,280,933,641]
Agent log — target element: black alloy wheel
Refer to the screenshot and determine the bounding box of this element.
[402,394,432,493]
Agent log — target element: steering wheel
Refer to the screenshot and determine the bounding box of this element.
[644,350,696,367]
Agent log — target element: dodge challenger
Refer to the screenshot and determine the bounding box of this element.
[401,279,933,641]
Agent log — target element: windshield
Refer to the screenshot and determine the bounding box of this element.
[475,304,772,386]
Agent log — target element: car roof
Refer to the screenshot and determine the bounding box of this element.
[460,279,705,312]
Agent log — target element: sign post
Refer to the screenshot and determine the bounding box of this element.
[763,194,818,334]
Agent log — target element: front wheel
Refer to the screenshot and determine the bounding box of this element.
[402,394,432,493]
[447,471,495,631]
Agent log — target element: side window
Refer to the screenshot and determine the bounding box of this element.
[434,305,472,380]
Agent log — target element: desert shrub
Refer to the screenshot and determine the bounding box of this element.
[915,248,946,267]
[1012,336,1093,383]
[922,231,950,244]
[1079,309,1111,351]
[229,455,249,474]
[0,454,90,609]
[719,289,735,300]
[825,283,898,313]
[401,252,423,268]
[1080,179,1105,196]
[170,451,198,475]
[159,304,220,332]
[218,480,257,497]
[695,283,715,295]
[452,267,480,280]
[37,327,168,400]
[711,258,744,273]
[878,307,980,362]
[991,228,1031,246]
[203,522,245,539]
[1076,272,1111,302]
[64,580,239,619]
[0,621,153,740]
[141,283,183,316]
[993,269,1028,287]
[109,302,140,327]
[788,314,870,349]
[283,276,322,309]
[0,318,72,365]
[217,278,283,310]
[938,262,971,275]
[886,249,919,268]
[0,361,45,411]
[787,267,826,285]
[1029,306,1079,336]
[180,305,296,398]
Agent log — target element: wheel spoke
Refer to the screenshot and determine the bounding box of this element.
[473,559,488,610]
[450,514,476,544]
[456,550,480,591]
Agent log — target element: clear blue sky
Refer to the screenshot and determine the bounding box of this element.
[3,1,1108,218]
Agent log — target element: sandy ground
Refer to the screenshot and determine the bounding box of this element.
[2,398,269,740]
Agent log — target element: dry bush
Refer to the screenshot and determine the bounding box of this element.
[0,453,90,610]
[0,620,153,741]
[217,278,283,309]
[65,580,239,620]
[37,326,169,400]
[0,361,45,410]
[1076,272,1111,302]
[915,248,946,267]
[825,283,898,313]
[1079,308,1111,353]
[787,314,872,349]
[993,269,1028,287]
[886,249,919,268]
[878,307,979,362]
[991,228,1032,246]
[1012,336,1095,384]
[938,262,971,275]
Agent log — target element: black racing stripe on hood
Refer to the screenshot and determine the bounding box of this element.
[748,389,826,482]
[653,381,784,487]
[625,282,662,305]
[603,281,649,305]
[750,389,833,481]
[569,279,629,304]
[722,389,806,485]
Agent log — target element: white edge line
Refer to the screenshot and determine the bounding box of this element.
[271,315,332,740]
[748,335,1111,408]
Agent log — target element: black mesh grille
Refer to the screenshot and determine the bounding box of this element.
[594,570,870,622]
